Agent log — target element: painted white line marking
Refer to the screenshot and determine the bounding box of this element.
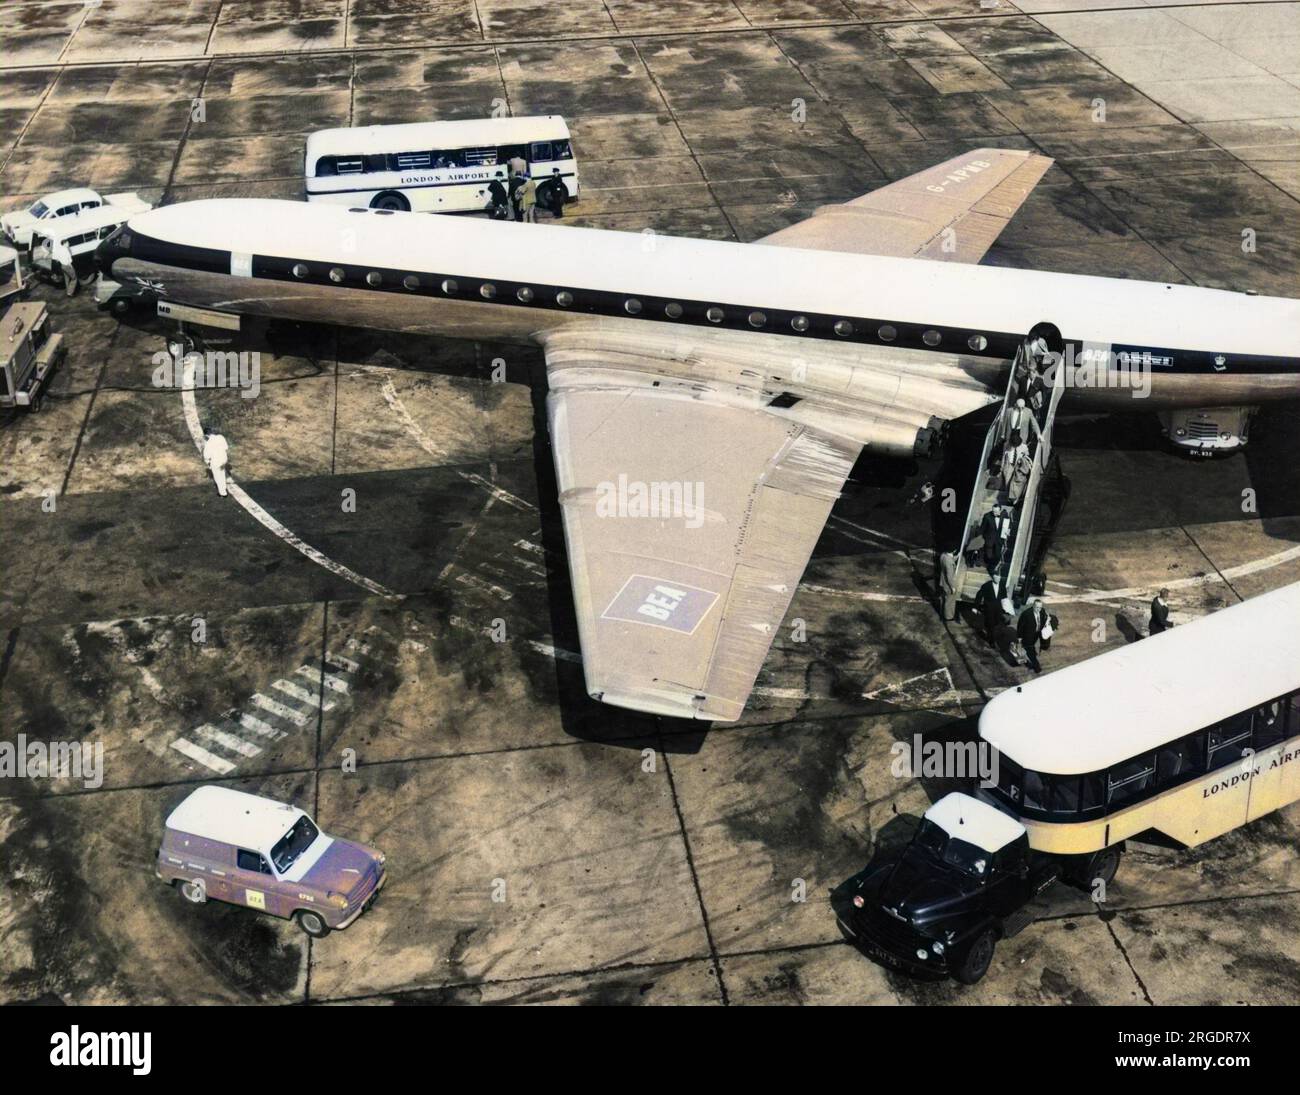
[180,358,400,602]
[514,539,544,555]
[803,584,927,603]
[325,652,361,672]
[238,712,287,740]
[297,665,351,693]
[251,692,311,727]
[455,571,513,600]
[376,374,535,511]
[273,678,335,710]
[170,738,236,774]
[864,667,958,703]
[527,640,582,663]
[193,723,262,758]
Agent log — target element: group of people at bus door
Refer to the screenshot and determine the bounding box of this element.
[486,158,566,223]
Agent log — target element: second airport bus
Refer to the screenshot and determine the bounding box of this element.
[846,581,1300,983]
[305,116,579,214]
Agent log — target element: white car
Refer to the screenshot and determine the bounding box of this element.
[1,187,148,249]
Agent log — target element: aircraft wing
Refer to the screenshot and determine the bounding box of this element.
[544,330,863,722]
[757,147,1053,262]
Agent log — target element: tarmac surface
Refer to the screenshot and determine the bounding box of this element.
[1,0,1298,1005]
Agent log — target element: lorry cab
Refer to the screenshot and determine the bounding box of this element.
[844,792,1058,984]
[0,301,63,411]
[157,786,386,937]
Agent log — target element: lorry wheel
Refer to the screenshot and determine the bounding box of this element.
[953,929,996,985]
[295,910,330,938]
[179,878,207,904]
[370,192,410,212]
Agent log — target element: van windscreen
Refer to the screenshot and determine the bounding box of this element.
[271,815,320,873]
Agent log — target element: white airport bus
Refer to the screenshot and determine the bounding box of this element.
[304,117,579,214]
[979,580,1300,873]
[847,581,1300,982]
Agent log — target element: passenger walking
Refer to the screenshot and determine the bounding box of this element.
[486,178,509,220]
[540,168,567,218]
[1007,442,1034,504]
[508,172,525,221]
[1017,598,1051,672]
[202,427,230,498]
[994,618,1021,667]
[981,508,1003,576]
[519,175,538,223]
[1000,431,1028,492]
[1149,588,1172,635]
[976,578,1003,641]
[937,549,959,621]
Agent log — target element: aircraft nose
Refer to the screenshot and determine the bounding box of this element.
[95,223,133,278]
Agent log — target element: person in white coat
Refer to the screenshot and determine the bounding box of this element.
[202,427,230,497]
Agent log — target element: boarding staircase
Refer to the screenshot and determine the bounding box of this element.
[952,336,1068,612]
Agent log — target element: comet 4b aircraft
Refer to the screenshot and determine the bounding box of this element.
[97,149,1300,721]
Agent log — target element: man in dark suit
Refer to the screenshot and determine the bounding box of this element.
[1149,589,1171,635]
[976,578,1003,642]
[1017,598,1050,672]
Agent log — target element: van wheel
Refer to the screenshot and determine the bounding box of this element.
[953,929,996,985]
[296,910,329,938]
[111,297,131,316]
[370,192,410,212]
[179,878,207,904]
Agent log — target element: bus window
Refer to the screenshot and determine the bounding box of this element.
[1288,692,1300,735]
[334,158,363,175]
[1253,700,1286,748]
[552,139,573,159]
[1156,731,1205,784]
[1022,770,1048,812]
[1107,755,1155,807]
[1080,773,1105,815]
[395,151,432,169]
[364,154,388,173]
[463,147,499,166]
[1208,713,1252,768]
[1049,775,1081,815]
[529,141,553,162]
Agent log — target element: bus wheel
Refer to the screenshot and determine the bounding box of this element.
[295,910,330,938]
[953,929,996,985]
[370,192,410,213]
[1089,846,1122,886]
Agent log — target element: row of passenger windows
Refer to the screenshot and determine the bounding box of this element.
[993,691,1300,818]
[314,140,573,177]
[281,255,991,350]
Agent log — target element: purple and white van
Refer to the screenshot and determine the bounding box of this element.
[157,786,386,937]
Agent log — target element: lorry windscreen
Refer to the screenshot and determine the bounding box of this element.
[272,816,320,873]
[914,819,990,879]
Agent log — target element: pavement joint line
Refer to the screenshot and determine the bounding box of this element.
[7,2,1299,73]
[658,741,732,1005]
[1103,912,1156,1005]
[1179,523,1244,604]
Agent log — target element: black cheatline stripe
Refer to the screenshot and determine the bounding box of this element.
[116,229,1298,376]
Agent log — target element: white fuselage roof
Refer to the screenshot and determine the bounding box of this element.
[165,785,304,852]
[128,199,1299,359]
[924,792,1025,853]
[980,581,1300,776]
